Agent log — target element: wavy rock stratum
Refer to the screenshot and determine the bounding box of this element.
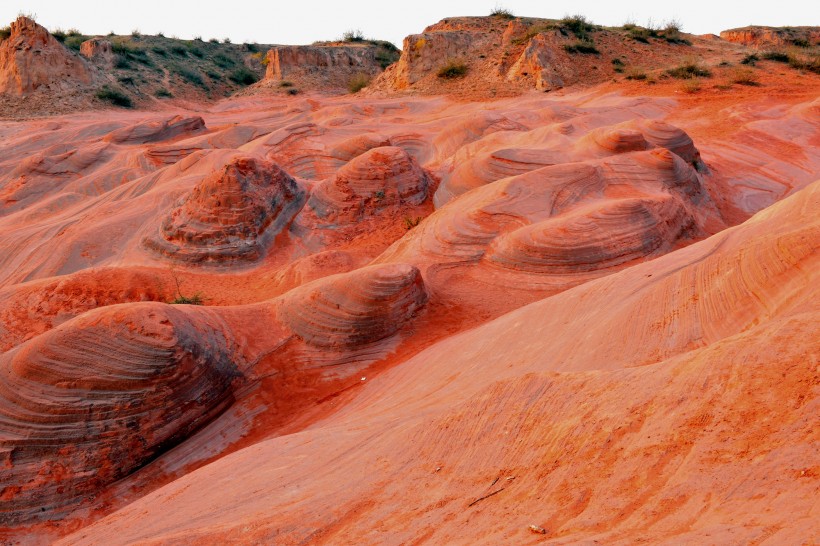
[144,155,304,263]
[0,31,818,543]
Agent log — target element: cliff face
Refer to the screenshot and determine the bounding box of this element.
[264,42,395,90]
[720,26,820,48]
[0,16,92,96]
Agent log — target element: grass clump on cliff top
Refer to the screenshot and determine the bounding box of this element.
[96,86,132,107]
[437,60,468,79]
[560,14,596,40]
[342,29,365,42]
[490,6,515,19]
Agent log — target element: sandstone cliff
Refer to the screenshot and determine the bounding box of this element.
[720,26,820,48]
[264,41,398,91]
[0,16,91,96]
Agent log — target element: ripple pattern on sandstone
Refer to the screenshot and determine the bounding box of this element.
[485,196,694,274]
[144,155,304,264]
[308,146,430,225]
[0,303,239,524]
[278,263,427,350]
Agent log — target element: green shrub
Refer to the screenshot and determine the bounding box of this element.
[229,67,259,85]
[787,53,820,74]
[96,86,132,107]
[564,40,599,54]
[561,14,595,40]
[625,68,648,80]
[151,46,167,56]
[666,62,711,79]
[279,80,294,87]
[170,44,188,56]
[154,88,173,98]
[170,294,203,305]
[113,54,131,69]
[286,88,299,95]
[762,51,789,62]
[209,37,219,43]
[741,54,758,65]
[64,35,86,51]
[189,46,204,58]
[348,72,371,93]
[172,65,205,86]
[213,54,234,68]
[52,28,66,42]
[793,38,810,48]
[0,26,11,41]
[730,67,759,85]
[403,216,422,230]
[437,60,468,79]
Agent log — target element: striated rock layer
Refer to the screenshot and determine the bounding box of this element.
[144,155,304,264]
[0,303,241,523]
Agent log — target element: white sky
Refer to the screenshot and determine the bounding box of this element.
[2,0,818,47]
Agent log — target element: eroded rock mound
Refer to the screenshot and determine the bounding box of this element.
[485,195,693,274]
[0,303,240,524]
[264,43,389,90]
[278,263,427,349]
[0,16,91,96]
[79,38,113,67]
[105,115,206,144]
[308,146,430,224]
[145,155,304,263]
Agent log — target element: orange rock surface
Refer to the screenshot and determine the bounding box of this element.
[0,14,819,545]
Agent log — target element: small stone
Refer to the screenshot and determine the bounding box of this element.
[528,524,547,534]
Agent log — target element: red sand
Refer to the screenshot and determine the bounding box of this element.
[0,65,818,544]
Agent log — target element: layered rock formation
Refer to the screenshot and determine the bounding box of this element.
[264,42,393,90]
[144,155,304,264]
[307,146,430,225]
[0,16,91,95]
[0,303,241,523]
[278,263,427,350]
[104,115,206,144]
[720,25,820,48]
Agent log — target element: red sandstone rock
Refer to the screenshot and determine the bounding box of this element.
[720,25,820,48]
[0,16,91,96]
[144,155,304,263]
[79,38,113,67]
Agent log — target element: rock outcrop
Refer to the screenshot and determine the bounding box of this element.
[105,115,206,144]
[720,26,820,48]
[0,16,91,95]
[79,38,114,67]
[0,303,240,523]
[278,263,427,350]
[308,146,430,225]
[264,43,389,90]
[144,155,304,264]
